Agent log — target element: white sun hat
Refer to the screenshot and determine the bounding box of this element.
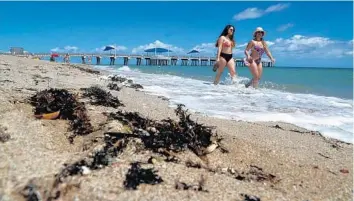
[253,27,266,37]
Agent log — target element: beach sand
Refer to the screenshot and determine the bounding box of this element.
[0,55,352,201]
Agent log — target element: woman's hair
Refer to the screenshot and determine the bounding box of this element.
[215,24,235,47]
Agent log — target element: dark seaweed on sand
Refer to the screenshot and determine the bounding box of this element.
[48,134,128,200]
[108,104,220,156]
[110,75,127,83]
[29,88,93,143]
[175,175,208,192]
[81,86,124,108]
[107,83,121,91]
[123,162,163,190]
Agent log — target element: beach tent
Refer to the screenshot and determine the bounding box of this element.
[144,47,173,56]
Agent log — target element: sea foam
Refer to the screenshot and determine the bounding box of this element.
[97,65,354,143]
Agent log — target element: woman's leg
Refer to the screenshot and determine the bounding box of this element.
[226,58,237,83]
[214,57,227,85]
[257,62,263,82]
[245,60,260,88]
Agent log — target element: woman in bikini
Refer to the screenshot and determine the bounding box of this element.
[212,24,237,85]
[244,27,275,88]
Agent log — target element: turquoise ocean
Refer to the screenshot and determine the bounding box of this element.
[57,57,354,143]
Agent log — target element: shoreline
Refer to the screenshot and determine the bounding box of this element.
[0,55,352,201]
[91,63,353,144]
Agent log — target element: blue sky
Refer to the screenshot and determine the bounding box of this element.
[0,1,353,68]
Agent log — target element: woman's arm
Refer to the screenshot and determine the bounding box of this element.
[216,36,224,61]
[244,41,253,59]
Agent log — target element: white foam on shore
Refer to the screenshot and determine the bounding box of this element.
[98,65,354,143]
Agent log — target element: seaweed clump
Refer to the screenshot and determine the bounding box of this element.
[108,104,222,156]
[29,88,93,143]
[47,133,128,201]
[123,162,163,190]
[107,83,121,91]
[81,86,124,108]
[175,175,208,193]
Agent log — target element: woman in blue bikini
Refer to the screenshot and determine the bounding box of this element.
[244,27,275,88]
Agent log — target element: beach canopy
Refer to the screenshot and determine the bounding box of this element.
[187,49,200,54]
[51,53,59,57]
[144,47,173,53]
[103,45,116,51]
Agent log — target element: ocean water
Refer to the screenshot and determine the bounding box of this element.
[90,63,353,144]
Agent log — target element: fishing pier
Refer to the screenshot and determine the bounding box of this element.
[1,46,274,67]
[1,53,274,67]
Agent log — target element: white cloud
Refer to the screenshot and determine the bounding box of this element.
[233,3,289,21]
[237,43,248,48]
[93,45,127,53]
[131,40,184,54]
[267,35,352,58]
[277,23,294,32]
[191,42,215,53]
[265,3,290,12]
[345,51,353,55]
[50,45,79,53]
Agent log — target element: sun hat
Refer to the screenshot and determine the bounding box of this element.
[253,27,266,37]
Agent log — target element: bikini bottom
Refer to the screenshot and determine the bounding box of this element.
[244,57,261,65]
[220,52,233,63]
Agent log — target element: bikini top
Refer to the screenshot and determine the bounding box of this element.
[253,44,265,56]
[222,40,232,48]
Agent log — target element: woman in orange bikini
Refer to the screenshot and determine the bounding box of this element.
[244,27,275,88]
[213,24,237,85]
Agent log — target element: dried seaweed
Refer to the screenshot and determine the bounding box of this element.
[49,134,128,200]
[185,160,202,169]
[175,175,208,192]
[29,88,76,117]
[109,75,143,89]
[110,75,127,83]
[240,193,261,201]
[123,162,163,190]
[0,126,10,143]
[234,165,278,183]
[20,182,41,201]
[81,86,124,108]
[29,88,93,142]
[107,104,221,156]
[107,83,121,91]
[69,64,100,74]
[130,83,143,89]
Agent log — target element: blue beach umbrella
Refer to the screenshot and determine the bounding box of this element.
[187,49,200,58]
[103,45,115,51]
[103,45,117,56]
[187,49,200,54]
[144,47,173,56]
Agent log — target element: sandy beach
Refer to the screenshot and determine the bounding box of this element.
[0,55,352,201]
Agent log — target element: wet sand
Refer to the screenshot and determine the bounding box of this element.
[0,55,352,201]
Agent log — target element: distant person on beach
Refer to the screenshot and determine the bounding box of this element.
[244,27,275,88]
[213,24,237,85]
[64,53,70,64]
[110,54,115,65]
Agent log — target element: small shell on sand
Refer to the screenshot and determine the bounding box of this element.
[205,141,218,154]
[81,166,91,175]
